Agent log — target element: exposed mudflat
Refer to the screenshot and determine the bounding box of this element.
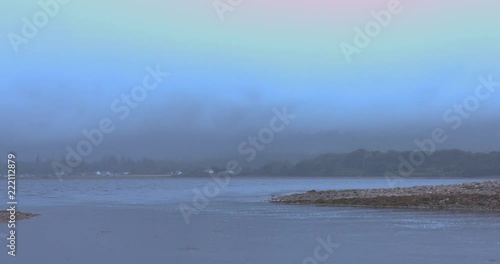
[0,211,38,222]
[272,180,500,211]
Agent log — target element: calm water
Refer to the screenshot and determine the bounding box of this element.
[13,177,488,207]
[1,177,499,264]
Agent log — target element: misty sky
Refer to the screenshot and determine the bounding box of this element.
[1,0,500,161]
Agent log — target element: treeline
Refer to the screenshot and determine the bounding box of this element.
[257,149,500,177]
[17,156,198,176]
[14,149,500,177]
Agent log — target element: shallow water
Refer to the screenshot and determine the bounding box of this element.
[12,177,487,207]
[1,177,499,264]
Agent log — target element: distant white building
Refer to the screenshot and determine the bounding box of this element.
[204,169,215,174]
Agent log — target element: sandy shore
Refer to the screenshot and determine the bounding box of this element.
[0,211,39,222]
[272,180,500,211]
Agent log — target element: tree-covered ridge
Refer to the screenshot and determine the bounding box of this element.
[259,149,500,177]
[12,149,500,177]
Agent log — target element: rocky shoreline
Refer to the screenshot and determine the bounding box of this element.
[272,180,500,211]
[0,211,39,222]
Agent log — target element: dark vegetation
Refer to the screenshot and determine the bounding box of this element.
[15,149,500,177]
[261,149,500,177]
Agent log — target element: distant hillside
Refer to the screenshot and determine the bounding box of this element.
[256,149,500,177]
[13,149,500,178]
